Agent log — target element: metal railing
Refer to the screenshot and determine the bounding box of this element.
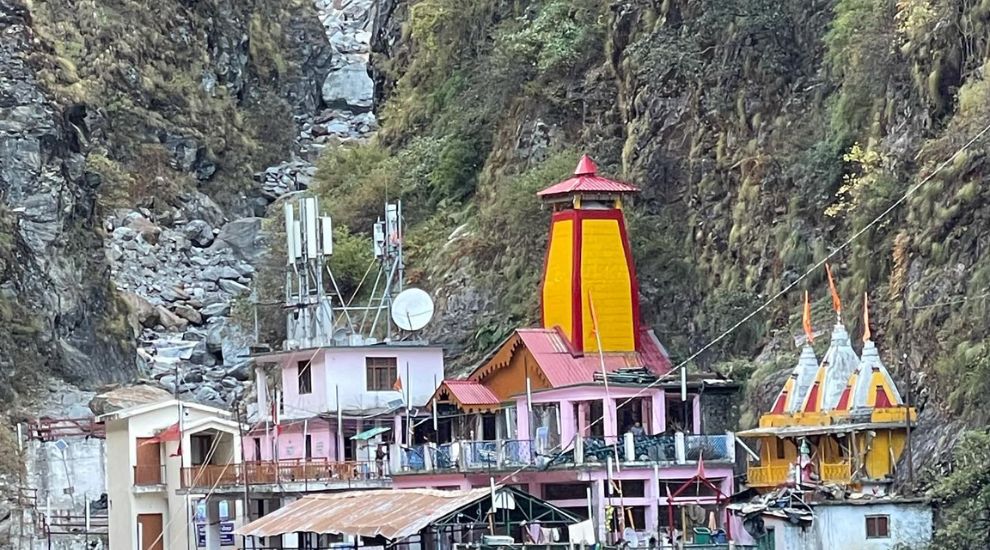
[133,464,165,486]
[396,433,736,475]
[684,434,731,461]
[181,459,386,488]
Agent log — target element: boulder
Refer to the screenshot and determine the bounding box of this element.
[201,302,231,318]
[89,384,173,416]
[322,62,374,109]
[172,304,203,325]
[155,305,189,331]
[121,291,159,329]
[225,362,252,381]
[219,279,250,296]
[125,215,162,245]
[182,220,215,247]
[178,191,226,228]
[210,217,266,262]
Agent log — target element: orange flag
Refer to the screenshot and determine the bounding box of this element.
[825,263,842,315]
[863,292,872,342]
[803,291,814,344]
[393,376,403,392]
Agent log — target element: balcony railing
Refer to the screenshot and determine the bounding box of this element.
[396,433,735,474]
[684,435,732,462]
[133,464,165,486]
[821,460,851,484]
[747,464,790,487]
[746,460,852,487]
[181,459,386,489]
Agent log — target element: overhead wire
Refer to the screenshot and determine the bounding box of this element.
[491,117,990,486]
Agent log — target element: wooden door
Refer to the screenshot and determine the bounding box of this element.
[137,513,164,550]
[135,438,162,485]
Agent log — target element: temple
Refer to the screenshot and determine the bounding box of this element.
[390,156,743,544]
[741,278,916,493]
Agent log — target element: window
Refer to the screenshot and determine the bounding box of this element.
[297,361,312,394]
[253,438,262,461]
[364,357,397,391]
[865,515,889,538]
[366,357,397,391]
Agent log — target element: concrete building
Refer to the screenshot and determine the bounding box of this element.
[99,399,245,550]
[738,498,933,550]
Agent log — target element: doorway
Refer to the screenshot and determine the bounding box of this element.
[137,513,164,550]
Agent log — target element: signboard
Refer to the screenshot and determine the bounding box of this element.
[196,522,234,547]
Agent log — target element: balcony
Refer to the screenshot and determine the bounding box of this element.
[746,459,852,487]
[133,464,165,490]
[396,433,735,475]
[181,459,387,490]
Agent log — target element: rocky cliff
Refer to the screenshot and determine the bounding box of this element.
[0,0,333,410]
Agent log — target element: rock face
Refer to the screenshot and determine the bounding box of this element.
[0,0,135,398]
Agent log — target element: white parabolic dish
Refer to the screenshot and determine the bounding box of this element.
[391,288,435,331]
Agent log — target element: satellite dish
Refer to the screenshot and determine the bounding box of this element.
[391,288,435,331]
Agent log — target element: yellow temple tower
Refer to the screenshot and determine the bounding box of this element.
[537,155,641,353]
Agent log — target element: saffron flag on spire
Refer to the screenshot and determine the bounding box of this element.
[803,291,814,344]
[825,263,842,315]
[863,292,872,342]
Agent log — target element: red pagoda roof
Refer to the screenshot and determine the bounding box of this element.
[537,155,640,198]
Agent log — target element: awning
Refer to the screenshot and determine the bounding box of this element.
[736,421,911,438]
[351,426,391,441]
[235,488,492,540]
[234,487,579,541]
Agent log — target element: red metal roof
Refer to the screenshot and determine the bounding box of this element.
[537,155,640,198]
[516,328,671,387]
[440,380,501,406]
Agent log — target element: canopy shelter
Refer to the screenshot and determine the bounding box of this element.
[351,426,391,441]
[665,460,732,542]
[235,486,579,547]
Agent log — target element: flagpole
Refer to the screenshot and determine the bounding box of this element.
[405,362,411,446]
[336,385,342,462]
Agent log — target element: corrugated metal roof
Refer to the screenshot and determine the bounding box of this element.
[234,488,492,540]
[442,380,501,405]
[516,328,671,387]
[537,155,639,198]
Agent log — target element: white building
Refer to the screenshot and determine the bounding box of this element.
[99,399,245,550]
[743,498,932,550]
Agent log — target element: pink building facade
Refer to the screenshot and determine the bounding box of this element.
[250,343,444,465]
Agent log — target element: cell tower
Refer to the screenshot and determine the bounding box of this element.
[281,197,428,350]
[283,196,339,349]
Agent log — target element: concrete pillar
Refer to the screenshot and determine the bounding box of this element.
[560,400,575,446]
[575,436,584,465]
[205,499,222,550]
[603,398,617,444]
[390,442,402,473]
[592,479,606,543]
[652,391,666,434]
[675,432,686,464]
[517,404,531,440]
[624,432,635,462]
[577,402,588,437]
[727,431,736,462]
